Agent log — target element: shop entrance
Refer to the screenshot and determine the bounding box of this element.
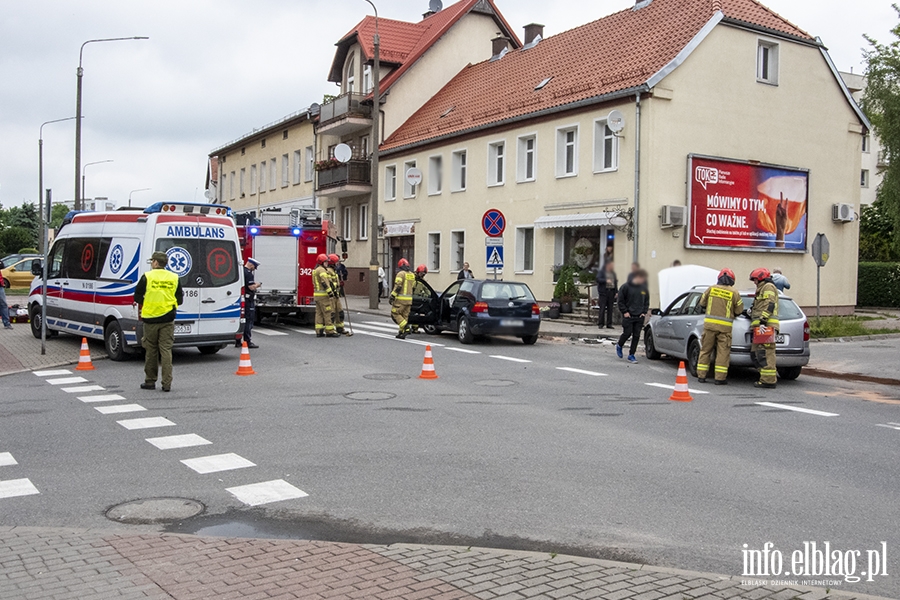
[390,235,415,282]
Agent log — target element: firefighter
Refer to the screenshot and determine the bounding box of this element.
[409,264,429,334]
[328,254,350,336]
[313,254,337,338]
[749,267,780,389]
[696,268,744,385]
[390,258,416,339]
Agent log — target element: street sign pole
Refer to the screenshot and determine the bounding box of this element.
[817,264,821,320]
[811,233,829,321]
[41,190,51,356]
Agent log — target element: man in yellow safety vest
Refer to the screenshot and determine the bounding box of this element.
[134,251,184,392]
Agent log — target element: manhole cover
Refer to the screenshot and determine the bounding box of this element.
[473,380,517,387]
[106,498,204,524]
[345,391,397,401]
[364,374,411,381]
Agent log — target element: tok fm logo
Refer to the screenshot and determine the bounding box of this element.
[695,166,720,190]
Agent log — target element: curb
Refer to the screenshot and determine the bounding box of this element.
[0,355,109,379]
[811,332,900,343]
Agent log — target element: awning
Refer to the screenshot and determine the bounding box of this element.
[534,213,611,229]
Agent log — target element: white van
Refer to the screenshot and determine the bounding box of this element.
[29,202,244,360]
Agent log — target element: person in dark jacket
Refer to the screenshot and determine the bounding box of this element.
[596,261,618,329]
[616,269,649,363]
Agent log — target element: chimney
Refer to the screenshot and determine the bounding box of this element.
[523,23,544,46]
[492,35,509,57]
[423,10,435,19]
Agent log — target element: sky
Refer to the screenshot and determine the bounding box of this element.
[0,0,893,210]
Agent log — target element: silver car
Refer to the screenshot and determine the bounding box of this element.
[644,286,810,380]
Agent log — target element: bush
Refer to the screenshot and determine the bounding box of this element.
[857,262,900,307]
[18,247,39,255]
[0,227,35,255]
[553,265,578,302]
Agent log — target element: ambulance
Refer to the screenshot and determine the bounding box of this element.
[28,202,244,360]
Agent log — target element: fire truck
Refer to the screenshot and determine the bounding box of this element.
[237,209,329,324]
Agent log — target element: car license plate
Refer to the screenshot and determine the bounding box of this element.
[174,323,192,334]
[500,319,524,327]
[776,334,786,344]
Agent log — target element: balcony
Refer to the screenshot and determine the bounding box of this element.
[316,159,372,198]
[316,93,372,137]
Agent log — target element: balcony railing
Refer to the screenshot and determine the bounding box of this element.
[316,159,372,190]
[318,93,371,124]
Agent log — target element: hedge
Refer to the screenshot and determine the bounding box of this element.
[858,262,900,307]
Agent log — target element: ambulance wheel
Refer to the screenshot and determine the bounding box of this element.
[457,316,474,344]
[29,304,42,339]
[104,321,128,362]
[198,345,222,356]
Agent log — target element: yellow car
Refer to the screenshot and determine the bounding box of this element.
[1,257,39,289]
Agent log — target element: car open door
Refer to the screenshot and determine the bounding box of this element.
[407,279,439,327]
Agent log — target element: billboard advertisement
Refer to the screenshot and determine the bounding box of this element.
[687,155,809,252]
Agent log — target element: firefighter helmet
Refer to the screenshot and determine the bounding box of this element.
[397,258,410,269]
[717,268,736,286]
[415,264,428,276]
[328,254,340,264]
[749,267,771,282]
[317,254,328,265]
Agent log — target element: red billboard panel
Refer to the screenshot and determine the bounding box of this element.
[687,155,809,252]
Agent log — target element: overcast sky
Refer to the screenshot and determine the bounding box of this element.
[0,0,892,210]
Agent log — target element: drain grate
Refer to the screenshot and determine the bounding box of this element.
[345,391,397,401]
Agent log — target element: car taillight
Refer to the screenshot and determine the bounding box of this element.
[472,302,489,314]
[803,321,810,342]
[532,303,540,315]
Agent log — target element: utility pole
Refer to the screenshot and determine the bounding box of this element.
[365,0,381,310]
[39,117,77,252]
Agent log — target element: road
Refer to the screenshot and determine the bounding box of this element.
[1,317,899,597]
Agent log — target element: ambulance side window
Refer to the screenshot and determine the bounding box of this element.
[62,238,102,280]
[47,241,66,279]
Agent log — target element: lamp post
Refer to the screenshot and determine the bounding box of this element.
[39,117,77,252]
[82,160,113,206]
[75,36,149,210]
[128,188,151,207]
[364,0,381,310]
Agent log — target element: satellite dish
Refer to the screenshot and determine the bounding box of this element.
[406,167,423,187]
[334,143,353,164]
[607,109,626,133]
[429,0,443,13]
[204,189,213,199]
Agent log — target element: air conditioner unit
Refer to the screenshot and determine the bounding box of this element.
[660,205,686,228]
[832,203,854,223]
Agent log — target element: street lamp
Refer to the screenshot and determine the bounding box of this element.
[39,117,77,252]
[74,36,149,210]
[128,188,151,207]
[364,0,381,310]
[82,160,113,205]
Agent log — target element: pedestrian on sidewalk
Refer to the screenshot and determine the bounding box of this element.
[134,252,184,392]
[596,261,618,329]
[616,269,649,364]
[0,269,12,329]
[771,268,791,292]
[241,258,261,349]
[696,269,744,385]
[378,266,386,298]
[457,262,474,280]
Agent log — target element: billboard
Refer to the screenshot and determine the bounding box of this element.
[687,155,809,252]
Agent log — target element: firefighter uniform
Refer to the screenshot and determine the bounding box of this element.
[697,284,744,383]
[391,270,417,337]
[313,264,336,337]
[326,265,345,334]
[751,280,780,386]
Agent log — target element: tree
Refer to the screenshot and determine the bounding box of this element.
[50,204,70,229]
[0,227,36,255]
[2,203,39,247]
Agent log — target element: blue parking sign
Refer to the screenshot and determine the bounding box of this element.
[486,246,504,269]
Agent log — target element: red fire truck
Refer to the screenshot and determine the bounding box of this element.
[237,209,328,324]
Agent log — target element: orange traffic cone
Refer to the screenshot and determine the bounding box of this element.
[75,337,95,371]
[235,342,257,376]
[419,345,439,380]
[669,361,693,402]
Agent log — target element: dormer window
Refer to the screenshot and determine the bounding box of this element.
[346,57,356,94]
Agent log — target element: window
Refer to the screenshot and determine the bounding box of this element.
[270,159,277,191]
[451,231,465,271]
[757,40,779,85]
[240,168,246,196]
[557,127,578,177]
[862,134,871,153]
[261,139,266,149]
[385,165,397,200]
[363,65,373,93]
[304,146,314,182]
[250,164,258,195]
[219,174,226,203]
[360,135,370,158]
[241,147,245,156]
[594,120,619,172]
[155,238,238,288]
[428,232,441,271]
[403,160,418,198]
[342,206,352,240]
[229,171,235,200]
[259,160,267,193]
[517,135,536,182]
[488,141,505,186]
[451,150,467,192]
[516,227,535,272]
[47,240,65,279]
[428,156,443,195]
[359,204,369,240]
[283,129,289,140]
[861,169,870,188]
[346,57,355,94]
[282,154,290,187]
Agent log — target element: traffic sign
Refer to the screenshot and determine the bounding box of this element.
[486,246,504,269]
[485,237,503,247]
[812,233,830,267]
[482,209,506,237]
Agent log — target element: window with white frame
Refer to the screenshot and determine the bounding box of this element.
[292,151,302,184]
[516,227,535,272]
[270,159,277,191]
[451,231,465,271]
[861,169,870,188]
[488,141,505,186]
[239,169,245,197]
[517,135,536,182]
[757,40,779,85]
[451,150,467,192]
[403,160,418,198]
[282,154,289,187]
[304,146,314,182]
[428,156,443,195]
[346,56,355,94]
[250,165,258,194]
[229,171,236,200]
[342,206,352,240]
[385,165,397,200]
[557,127,578,177]
[862,134,870,153]
[363,65,373,93]
[428,232,441,271]
[359,204,369,240]
[594,120,619,172]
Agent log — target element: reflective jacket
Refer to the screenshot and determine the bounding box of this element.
[326,266,340,294]
[751,280,780,330]
[392,270,416,305]
[699,284,744,333]
[313,265,331,299]
[136,268,182,322]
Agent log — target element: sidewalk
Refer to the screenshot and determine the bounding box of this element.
[0,321,106,377]
[0,527,890,600]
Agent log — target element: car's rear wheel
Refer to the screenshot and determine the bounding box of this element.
[198,345,222,355]
[522,334,538,345]
[644,328,662,360]
[457,316,474,344]
[778,366,802,381]
[104,321,129,362]
[687,338,702,377]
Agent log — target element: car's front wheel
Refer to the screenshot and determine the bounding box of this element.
[777,366,802,381]
[457,316,474,344]
[644,328,662,360]
[423,324,443,335]
[687,338,702,377]
[104,321,129,362]
[29,304,42,339]
[2,279,9,289]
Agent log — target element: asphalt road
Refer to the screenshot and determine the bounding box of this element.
[1,317,899,597]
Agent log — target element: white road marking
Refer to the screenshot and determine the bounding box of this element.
[117,417,176,430]
[645,382,710,395]
[146,434,212,450]
[356,322,401,333]
[226,479,308,506]
[34,369,72,377]
[356,330,445,347]
[444,347,481,354]
[181,453,256,474]
[489,355,532,363]
[556,367,608,377]
[363,321,398,329]
[77,394,126,403]
[253,328,289,337]
[95,404,146,415]
[0,453,17,467]
[290,328,317,335]
[61,385,105,393]
[755,402,839,417]
[876,424,900,431]
[0,479,40,499]
[46,376,88,385]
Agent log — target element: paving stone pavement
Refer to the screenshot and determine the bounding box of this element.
[0,320,106,377]
[0,527,891,600]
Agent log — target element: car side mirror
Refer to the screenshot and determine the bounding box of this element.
[31,260,43,276]
[651,308,662,316]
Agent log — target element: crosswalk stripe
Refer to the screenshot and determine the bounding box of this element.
[556,367,608,377]
[354,323,400,333]
[226,479,308,506]
[0,479,40,499]
[95,404,146,415]
[755,402,838,417]
[253,328,289,337]
[117,417,176,430]
[0,453,17,467]
[46,376,88,385]
[77,394,126,403]
[146,434,212,450]
[645,382,710,395]
[290,328,317,335]
[181,453,256,474]
[61,385,105,393]
[33,369,72,377]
